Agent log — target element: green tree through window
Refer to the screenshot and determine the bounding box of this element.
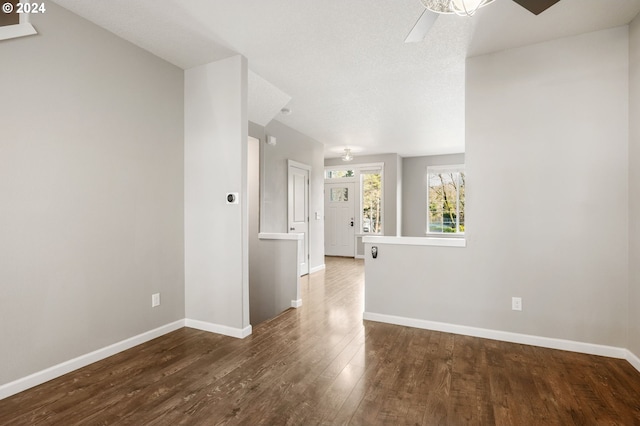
[362,171,382,233]
[427,168,465,234]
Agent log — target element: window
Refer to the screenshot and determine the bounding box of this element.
[0,2,19,27]
[330,187,349,202]
[427,166,465,235]
[0,1,38,41]
[361,168,383,234]
[325,169,354,179]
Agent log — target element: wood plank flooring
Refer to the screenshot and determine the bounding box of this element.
[1,256,640,425]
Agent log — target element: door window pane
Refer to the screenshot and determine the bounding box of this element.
[330,187,348,202]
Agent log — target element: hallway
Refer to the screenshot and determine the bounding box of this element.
[1,256,639,424]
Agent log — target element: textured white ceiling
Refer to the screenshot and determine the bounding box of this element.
[52,0,640,158]
[248,71,292,127]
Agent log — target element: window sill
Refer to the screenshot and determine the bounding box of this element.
[0,23,37,41]
[425,233,465,239]
[361,236,466,247]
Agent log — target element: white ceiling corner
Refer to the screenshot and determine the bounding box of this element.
[51,0,237,68]
[248,70,292,127]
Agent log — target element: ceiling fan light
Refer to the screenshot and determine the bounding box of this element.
[450,0,495,15]
[420,0,453,14]
[421,0,495,16]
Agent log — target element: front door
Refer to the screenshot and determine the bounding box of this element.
[325,182,355,257]
[288,161,310,276]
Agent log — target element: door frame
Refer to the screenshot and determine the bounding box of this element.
[324,162,385,258]
[324,163,385,232]
[288,160,311,276]
[324,181,356,257]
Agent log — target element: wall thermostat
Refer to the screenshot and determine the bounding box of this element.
[226,192,239,204]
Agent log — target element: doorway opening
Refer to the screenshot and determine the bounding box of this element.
[288,160,310,276]
[324,163,384,258]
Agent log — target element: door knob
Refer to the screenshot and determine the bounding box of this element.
[290,227,295,231]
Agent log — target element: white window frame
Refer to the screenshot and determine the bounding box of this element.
[359,166,384,235]
[324,162,384,235]
[324,168,356,180]
[426,164,465,237]
[0,3,37,41]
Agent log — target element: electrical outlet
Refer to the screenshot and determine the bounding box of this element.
[152,293,161,308]
[512,297,522,311]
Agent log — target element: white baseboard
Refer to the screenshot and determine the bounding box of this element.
[185,319,252,339]
[4,314,637,403]
[626,349,640,372]
[0,320,185,401]
[363,312,630,361]
[291,299,302,308]
[310,264,326,274]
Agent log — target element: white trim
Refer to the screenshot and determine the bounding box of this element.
[362,236,466,247]
[427,164,465,173]
[323,176,357,184]
[0,23,37,40]
[287,159,311,172]
[363,312,629,360]
[2,317,637,403]
[324,162,384,181]
[626,350,640,372]
[0,320,185,400]
[259,232,303,240]
[325,162,384,172]
[359,165,384,235]
[185,319,252,339]
[288,160,311,276]
[325,162,385,247]
[310,264,326,274]
[291,299,303,308]
[426,164,465,235]
[355,254,365,259]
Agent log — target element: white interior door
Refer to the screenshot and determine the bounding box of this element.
[288,161,310,276]
[325,182,355,257]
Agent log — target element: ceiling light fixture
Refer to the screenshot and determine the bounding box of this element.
[342,148,354,162]
[420,0,495,16]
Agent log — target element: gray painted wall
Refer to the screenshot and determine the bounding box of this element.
[248,136,298,325]
[402,154,465,237]
[184,56,250,331]
[325,154,402,236]
[256,120,325,271]
[0,4,185,386]
[251,239,299,324]
[466,26,628,346]
[630,16,640,358]
[366,26,630,348]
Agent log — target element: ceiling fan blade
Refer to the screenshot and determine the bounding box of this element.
[512,0,561,15]
[404,9,439,43]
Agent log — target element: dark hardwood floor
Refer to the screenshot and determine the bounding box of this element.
[2,256,640,425]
